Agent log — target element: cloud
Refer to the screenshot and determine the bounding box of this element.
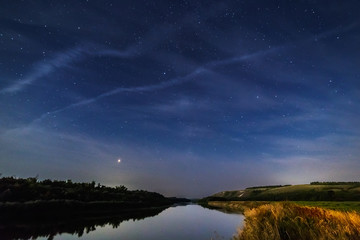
[1,47,83,94]
[28,45,285,125]
[30,67,208,124]
[6,20,355,129]
[206,46,283,68]
[0,44,137,94]
[311,21,359,42]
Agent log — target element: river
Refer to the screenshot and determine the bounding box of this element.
[2,204,244,240]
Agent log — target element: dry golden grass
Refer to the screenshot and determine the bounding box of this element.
[207,201,269,214]
[234,202,360,240]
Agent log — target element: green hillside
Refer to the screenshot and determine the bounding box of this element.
[203,182,360,201]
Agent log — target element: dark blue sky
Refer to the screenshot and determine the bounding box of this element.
[1,1,360,197]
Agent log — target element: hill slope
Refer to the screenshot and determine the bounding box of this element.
[204,183,360,201]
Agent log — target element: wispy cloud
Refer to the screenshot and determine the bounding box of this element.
[30,46,283,124]
[1,47,84,94]
[206,46,283,68]
[30,67,207,124]
[310,21,359,41]
[0,44,137,94]
[1,48,75,94]
[11,20,351,125]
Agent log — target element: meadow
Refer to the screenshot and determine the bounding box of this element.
[207,183,360,201]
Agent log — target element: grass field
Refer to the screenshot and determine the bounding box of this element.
[207,183,360,201]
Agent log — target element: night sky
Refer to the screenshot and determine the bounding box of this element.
[1,1,360,197]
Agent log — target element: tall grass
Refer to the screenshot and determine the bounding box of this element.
[207,201,268,214]
[234,202,360,240]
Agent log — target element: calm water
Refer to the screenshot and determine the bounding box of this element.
[27,204,244,240]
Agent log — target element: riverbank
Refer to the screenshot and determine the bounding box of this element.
[0,199,176,221]
[0,176,189,220]
[235,202,360,240]
[205,201,269,214]
[206,201,360,240]
[207,200,360,213]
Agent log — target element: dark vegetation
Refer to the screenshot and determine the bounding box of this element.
[0,176,189,217]
[0,207,166,240]
[1,176,158,202]
[245,184,291,189]
[242,188,360,201]
[310,181,360,185]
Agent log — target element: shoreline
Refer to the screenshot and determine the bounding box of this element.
[0,199,186,221]
[203,200,360,240]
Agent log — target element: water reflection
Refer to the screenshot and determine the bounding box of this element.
[0,207,167,240]
[0,204,243,240]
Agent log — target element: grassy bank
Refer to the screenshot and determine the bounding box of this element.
[207,200,360,213]
[0,199,170,220]
[206,201,269,214]
[234,202,360,240]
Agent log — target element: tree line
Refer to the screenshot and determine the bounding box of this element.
[0,176,165,203]
[310,181,360,185]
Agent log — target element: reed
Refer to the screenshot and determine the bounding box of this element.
[234,202,360,240]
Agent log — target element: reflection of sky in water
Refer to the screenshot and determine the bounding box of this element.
[38,205,243,240]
